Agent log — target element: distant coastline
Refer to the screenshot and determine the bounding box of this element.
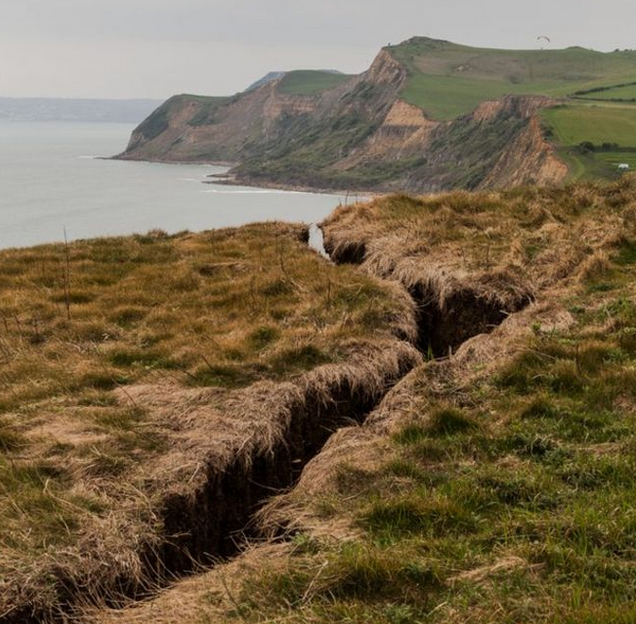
[205,170,376,198]
[0,97,162,123]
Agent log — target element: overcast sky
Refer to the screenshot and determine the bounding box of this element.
[1,0,635,100]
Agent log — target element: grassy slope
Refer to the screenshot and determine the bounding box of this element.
[278,70,352,96]
[94,178,636,624]
[400,74,561,120]
[389,38,636,120]
[0,223,407,597]
[543,104,636,145]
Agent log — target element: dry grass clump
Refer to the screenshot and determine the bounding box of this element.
[577,250,612,283]
[0,221,418,620]
[322,179,636,297]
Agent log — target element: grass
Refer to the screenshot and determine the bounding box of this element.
[184,95,230,126]
[401,74,562,121]
[135,99,172,140]
[278,70,352,96]
[135,94,229,137]
[389,37,636,120]
[0,221,410,608]
[542,104,636,147]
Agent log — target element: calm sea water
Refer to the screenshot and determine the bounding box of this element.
[0,121,344,250]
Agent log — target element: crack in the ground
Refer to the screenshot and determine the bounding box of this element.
[3,227,533,624]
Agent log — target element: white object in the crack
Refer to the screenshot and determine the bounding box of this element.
[307,223,330,260]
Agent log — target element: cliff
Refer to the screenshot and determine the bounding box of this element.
[119,38,636,191]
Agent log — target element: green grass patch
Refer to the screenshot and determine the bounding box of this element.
[278,70,352,96]
[542,104,636,147]
[391,38,636,119]
[401,74,562,121]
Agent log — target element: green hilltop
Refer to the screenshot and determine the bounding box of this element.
[386,38,636,180]
[278,70,353,95]
[390,37,636,119]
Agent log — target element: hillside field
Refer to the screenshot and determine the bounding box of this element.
[541,103,636,179]
[390,38,636,120]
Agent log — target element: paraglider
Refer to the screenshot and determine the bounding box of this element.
[537,36,551,49]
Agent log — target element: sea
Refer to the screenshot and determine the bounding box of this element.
[0,120,345,250]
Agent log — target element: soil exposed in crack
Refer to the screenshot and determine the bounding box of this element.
[408,283,533,357]
[157,375,401,576]
[322,227,533,357]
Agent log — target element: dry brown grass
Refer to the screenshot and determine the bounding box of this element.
[322,182,635,294]
[0,221,419,621]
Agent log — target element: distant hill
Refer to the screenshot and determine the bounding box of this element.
[245,70,345,93]
[0,98,163,123]
[118,38,636,190]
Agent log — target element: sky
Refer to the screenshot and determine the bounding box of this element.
[1,0,636,100]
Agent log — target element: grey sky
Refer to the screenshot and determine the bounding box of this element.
[1,0,635,99]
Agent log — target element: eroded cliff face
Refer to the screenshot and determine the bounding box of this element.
[479,111,568,189]
[119,83,323,163]
[338,100,440,167]
[364,48,408,88]
[118,49,409,166]
[392,95,568,193]
[118,48,568,192]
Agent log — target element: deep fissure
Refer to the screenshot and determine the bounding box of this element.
[157,377,394,574]
[322,229,533,357]
[408,283,534,357]
[126,230,533,594]
[4,230,532,624]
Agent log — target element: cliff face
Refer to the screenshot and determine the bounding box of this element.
[119,84,324,163]
[118,48,568,191]
[398,95,568,193]
[338,100,440,167]
[478,104,569,189]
